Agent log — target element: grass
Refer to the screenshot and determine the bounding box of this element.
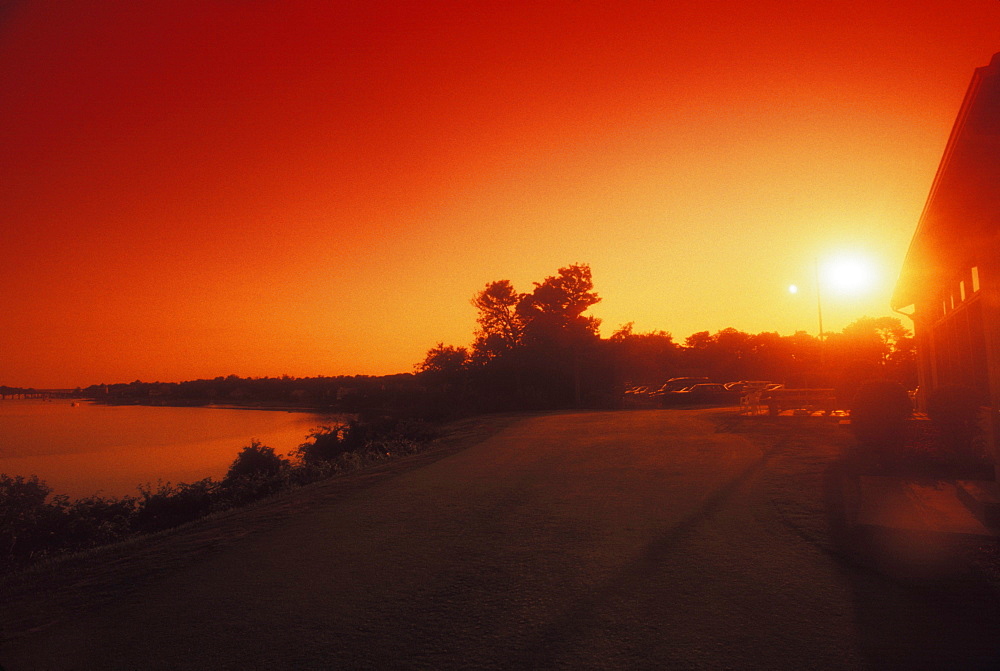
[0,412,531,643]
[717,411,1000,593]
[5,409,998,645]
[715,413,854,554]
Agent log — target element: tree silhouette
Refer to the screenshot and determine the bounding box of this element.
[224,440,288,482]
[513,264,602,406]
[417,343,469,391]
[418,265,918,416]
[431,264,605,409]
[516,263,601,338]
[824,316,916,394]
[470,280,525,363]
[610,324,681,387]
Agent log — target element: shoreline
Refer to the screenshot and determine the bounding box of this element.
[0,401,341,502]
[84,399,341,414]
[1,396,341,415]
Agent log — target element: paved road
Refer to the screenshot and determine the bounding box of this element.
[3,409,1000,669]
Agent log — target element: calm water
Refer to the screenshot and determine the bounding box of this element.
[0,400,335,499]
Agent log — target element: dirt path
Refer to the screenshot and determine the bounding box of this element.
[3,409,999,669]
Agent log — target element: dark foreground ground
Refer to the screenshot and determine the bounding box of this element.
[3,409,1000,669]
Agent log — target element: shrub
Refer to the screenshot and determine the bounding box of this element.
[335,450,364,472]
[849,379,912,469]
[57,494,137,550]
[132,479,219,534]
[927,385,986,463]
[294,423,362,464]
[224,440,288,482]
[350,415,439,447]
[0,474,53,565]
[295,417,440,466]
[218,473,287,507]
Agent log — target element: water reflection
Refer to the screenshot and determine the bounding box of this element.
[0,400,335,499]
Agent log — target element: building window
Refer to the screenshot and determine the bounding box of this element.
[972,266,981,292]
[960,280,966,301]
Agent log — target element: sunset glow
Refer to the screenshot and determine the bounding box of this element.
[825,256,884,293]
[820,254,878,295]
[3,2,999,388]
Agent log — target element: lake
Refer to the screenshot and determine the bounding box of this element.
[0,400,336,499]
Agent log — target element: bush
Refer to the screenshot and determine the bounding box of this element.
[56,494,137,549]
[224,440,288,482]
[295,417,439,466]
[849,380,912,469]
[294,423,363,464]
[218,473,288,507]
[0,474,53,565]
[132,479,219,534]
[927,385,985,463]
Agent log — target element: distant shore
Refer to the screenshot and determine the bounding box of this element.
[85,398,339,414]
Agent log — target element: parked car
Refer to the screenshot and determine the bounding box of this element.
[724,380,773,393]
[651,377,710,398]
[662,383,739,406]
[724,382,779,403]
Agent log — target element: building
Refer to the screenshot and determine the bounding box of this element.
[892,52,1000,472]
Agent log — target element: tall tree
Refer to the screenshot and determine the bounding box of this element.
[609,323,680,386]
[416,343,468,383]
[713,327,753,381]
[470,280,524,363]
[825,316,916,390]
[839,316,912,368]
[514,264,602,406]
[781,330,822,387]
[516,263,601,337]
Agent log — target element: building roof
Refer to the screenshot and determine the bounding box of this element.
[892,52,1000,310]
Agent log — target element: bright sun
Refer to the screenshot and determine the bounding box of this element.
[820,254,876,294]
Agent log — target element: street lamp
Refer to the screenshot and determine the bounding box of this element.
[815,258,825,373]
[789,260,826,383]
[815,257,824,343]
[787,259,824,340]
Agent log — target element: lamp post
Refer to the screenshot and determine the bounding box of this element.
[789,260,825,340]
[815,258,826,381]
[815,257,824,342]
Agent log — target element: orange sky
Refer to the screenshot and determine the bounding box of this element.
[3,1,999,389]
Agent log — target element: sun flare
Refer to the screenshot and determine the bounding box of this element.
[820,255,876,294]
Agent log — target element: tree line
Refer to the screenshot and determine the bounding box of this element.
[9,263,915,418]
[417,263,916,415]
[79,374,421,416]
